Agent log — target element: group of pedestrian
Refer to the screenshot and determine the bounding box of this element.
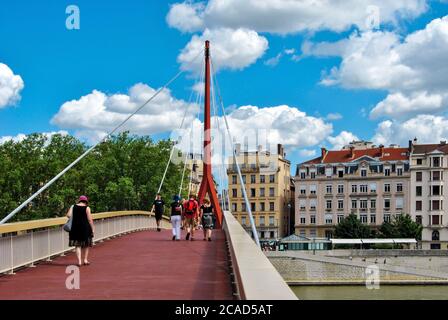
[65,192,215,266]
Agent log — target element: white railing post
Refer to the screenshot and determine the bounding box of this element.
[9,234,15,275]
[29,231,36,267]
[46,229,52,262]
[60,228,66,256]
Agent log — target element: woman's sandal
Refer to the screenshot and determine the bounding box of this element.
[83,261,90,266]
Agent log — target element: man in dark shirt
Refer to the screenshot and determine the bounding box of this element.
[151,193,165,232]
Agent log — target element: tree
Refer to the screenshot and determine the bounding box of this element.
[334,213,373,238]
[379,214,422,240]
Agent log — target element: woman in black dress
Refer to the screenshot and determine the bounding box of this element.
[66,195,95,266]
[200,198,214,241]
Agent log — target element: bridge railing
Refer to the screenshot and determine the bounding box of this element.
[222,211,297,300]
[0,211,170,275]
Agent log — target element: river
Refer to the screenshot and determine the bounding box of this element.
[291,285,448,300]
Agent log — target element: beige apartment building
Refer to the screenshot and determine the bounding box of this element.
[227,144,294,241]
[185,153,203,196]
[410,140,448,250]
[295,141,410,239]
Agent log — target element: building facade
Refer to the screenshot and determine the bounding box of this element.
[294,141,410,239]
[410,141,448,249]
[227,144,293,241]
[185,153,203,196]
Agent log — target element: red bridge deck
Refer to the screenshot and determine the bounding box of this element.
[0,229,234,300]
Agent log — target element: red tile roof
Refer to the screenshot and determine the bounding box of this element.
[303,147,409,165]
[412,143,448,154]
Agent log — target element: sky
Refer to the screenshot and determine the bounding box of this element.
[1,0,448,172]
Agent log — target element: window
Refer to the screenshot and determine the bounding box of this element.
[432,200,441,211]
[232,175,237,184]
[325,230,333,239]
[260,202,265,211]
[338,170,344,178]
[396,198,404,209]
[370,183,377,193]
[310,172,316,179]
[360,200,368,210]
[232,203,237,212]
[299,200,306,210]
[325,168,333,177]
[416,201,422,211]
[260,188,265,197]
[242,203,246,212]
[397,167,403,176]
[432,230,440,240]
[417,159,423,165]
[338,200,344,209]
[432,171,441,181]
[384,167,391,176]
[309,200,316,211]
[337,215,344,223]
[360,185,368,193]
[416,172,422,182]
[251,203,256,211]
[432,215,440,225]
[326,185,332,194]
[384,199,391,209]
[326,200,332,210]
[299,186,305,195]
[241,216,246,226]
[361,169,367,177]
[270,202,275,211]
[250,188,256,197]
[260,231,265,239]
[397,183,403,192]
[269,187,275,197]
[269,174,275,183]
[360,215,368,224]
[416,186,422,196]
[384,214,391,223]
[250,175,256,184]
[300,172,306,179]
[370,199,376,209]
[270,231,275,239]
[269,216,275,226]
[351,184,358,193]
[370,214,376,224]
[300,216,306,224]
[310,215,316,224]
[242,175,246,184]
[433,157,441,168]
[416,215,422,225]
[351,200,357,209]
[260,175,266,183]
[259,216,265,226]
[338,184,344,194]
[325,214,333,224]
[232,188,237,197]
[384,184,391,193]
[310,185,317,194]
[300,229,306,237]
[432,185,441,196]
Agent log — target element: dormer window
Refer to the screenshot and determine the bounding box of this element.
[384,167,391,177]
[325,168,333,177]
[361,169,367,177]
[397,166,403,176]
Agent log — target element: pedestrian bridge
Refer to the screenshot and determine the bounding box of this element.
[0,211,296,300]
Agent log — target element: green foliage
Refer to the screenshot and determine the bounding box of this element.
[0,132,190,221]
[334,213,373,238]
[379,214,422,240]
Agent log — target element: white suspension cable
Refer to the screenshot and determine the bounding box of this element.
[0,50,203,225]
[210,56,260,247]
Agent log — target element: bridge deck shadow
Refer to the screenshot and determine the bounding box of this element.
[0,229,233,300]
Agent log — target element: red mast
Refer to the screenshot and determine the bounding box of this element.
[197,40,223,227]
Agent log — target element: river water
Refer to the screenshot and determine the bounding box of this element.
[291,285,448,300]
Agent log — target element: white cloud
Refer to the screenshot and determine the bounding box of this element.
[305,16,448,119]
[326,112,343,121]
[372,115,448,146]
[327,131,359,150]
[0,131,68,145]
[51,83,199,143]
[178,28,268,72]
[166,2,205,33]
[0,63,24,108]
[298,149,317,158]
[167,0,428,34]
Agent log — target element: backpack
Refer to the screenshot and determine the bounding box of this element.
[185,199,197,215]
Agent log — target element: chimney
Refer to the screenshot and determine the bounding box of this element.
[379,144,384,157]
[349,146,355,159]
[321,147,327,162]
[278,144,285,158]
